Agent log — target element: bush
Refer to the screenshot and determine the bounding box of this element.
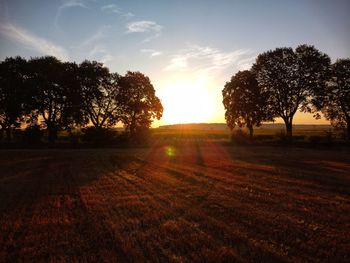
[82,127,117,145]
[22,125,44,144]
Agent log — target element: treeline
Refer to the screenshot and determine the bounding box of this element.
[0,56,163,144]
[223,44,350,141]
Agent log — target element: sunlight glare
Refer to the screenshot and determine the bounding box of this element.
[159,77,216,124]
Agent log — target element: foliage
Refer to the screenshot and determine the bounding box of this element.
[79,61,120,128]
[28,57,82,143]
[222,70,272,139]
[118,71,163,140]
[320,59,350,140]
[81,126,117,145]
[252,45,331,137]
[0,56,29,140]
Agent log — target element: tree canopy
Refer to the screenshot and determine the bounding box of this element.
[28,57,82,143]
[222,70,272,139]
[0,56,29,140]
[252,45,331,137]
[0,56,163,144]
[321,59,350,139]
[79,61,120,129]
[118,71,163,140]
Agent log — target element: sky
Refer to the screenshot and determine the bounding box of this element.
[0,0,349,127]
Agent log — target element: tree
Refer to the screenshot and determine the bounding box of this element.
[0,56,28,141]
[321,59,350,140]
[118,71,163,140]
[222,70,272,139]
[79,61,120,128]
[28,57,81,143]
[252,45,330,138]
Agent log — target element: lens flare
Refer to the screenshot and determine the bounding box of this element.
[165,146,176,157]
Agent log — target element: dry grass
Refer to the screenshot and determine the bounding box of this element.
[0,142,349,262]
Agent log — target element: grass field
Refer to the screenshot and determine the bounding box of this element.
[151,125,341,142]
[0,141,349,262]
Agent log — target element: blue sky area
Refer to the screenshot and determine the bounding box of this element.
[1,0,349,125]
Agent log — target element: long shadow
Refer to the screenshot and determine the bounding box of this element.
[222,144,350,196]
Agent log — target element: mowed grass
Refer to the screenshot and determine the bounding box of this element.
[0,142,349,262]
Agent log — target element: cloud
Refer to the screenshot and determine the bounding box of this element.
[127,20,162,33]
[55,0,88,29]
[126,20,162,42]
[101,4,134,19]
[0,23,69,60]
[163,44,252,73]
[61,0,87,9]
[141,49,162,57]
[79,25,111,47]
[87,45,112,64]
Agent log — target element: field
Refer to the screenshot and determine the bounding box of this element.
[0,140,349,262]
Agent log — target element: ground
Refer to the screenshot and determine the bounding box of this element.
[0,141,349,262]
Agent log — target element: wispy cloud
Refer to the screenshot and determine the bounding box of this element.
[163,44,252,73]
[55,0,88,29]
[101,4,134,19]
[141,49,162,57]
[126,20,162,42]
[61,0,87,9]
[0,23,69,60]
[79,25,111,47]
[87,45,112,64]
[127,20,162,33]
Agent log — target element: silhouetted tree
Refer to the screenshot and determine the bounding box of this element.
[118,71,163,140]
[0,57,29,140]
[222,70,272,139]
[79,61,121,128]
[28,57,81,143]
[320,59,350,140]
[253,45,330,138]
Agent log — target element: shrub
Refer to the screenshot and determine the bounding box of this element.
[81,127,117,145]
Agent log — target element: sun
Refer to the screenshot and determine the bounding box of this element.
[158,78,216,124]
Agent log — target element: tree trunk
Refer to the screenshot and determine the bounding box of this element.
[248,125,254,141]
[347,121,350,141]
[283,117,293,139]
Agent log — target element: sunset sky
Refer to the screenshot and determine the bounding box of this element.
[1,0,349,126]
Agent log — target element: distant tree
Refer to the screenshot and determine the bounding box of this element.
[320,59,350,140]
[78,61,121,128]
[222,70,272,139]
[0,56,28,141]
[118,71,163,140]
[28,57,82,143]
[253,45,330,138]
